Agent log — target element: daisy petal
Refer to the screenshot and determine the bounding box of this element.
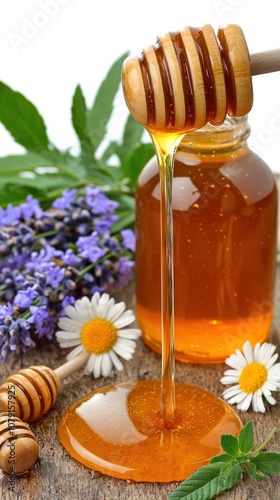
[93,355,102,379]
[101,352,112,377]
[67,344,86,360]
[105,302,127,323]
[220,375,240,384]
[114,310,135,328]
[109,350,124,372]
[113,344,133,360]
[237,393,252,412]
[243,341,254,363]
[117,328,142,339]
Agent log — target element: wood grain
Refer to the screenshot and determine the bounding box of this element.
[1,248,280,500]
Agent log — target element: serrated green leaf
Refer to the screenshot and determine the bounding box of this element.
[238,421,254,454]
[88,52,129,153]
[168,462,241,500]
[210,454,233,464]
[218,460,236,485]
[221,434,240,458]
[251,452,280,476]
[0,81,50,153]
[244,462,265,480]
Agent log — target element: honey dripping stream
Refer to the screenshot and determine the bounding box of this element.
[149,131,185,426]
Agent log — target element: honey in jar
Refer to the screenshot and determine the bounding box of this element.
[135,116,278,363]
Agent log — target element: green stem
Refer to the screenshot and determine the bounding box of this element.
[252,427,277,456]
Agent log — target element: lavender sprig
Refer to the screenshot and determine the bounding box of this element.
[0,187,135,361]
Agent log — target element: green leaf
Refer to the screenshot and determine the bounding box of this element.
[244,462,266,480]
[238,421,254,454]
[221,434,240,458]
[0,81,50,153]
[0,153,54,173]
[116,114,145,163]
[218,460,236,485]
[168,462,241,500]
[112,211,135,233]
[122,142,155,190]
[88,52,129,152]
[71,85,93,156]
[251,452,280,476]
[0,183,44,207]
[0,173,77,190]
[210,454,233,464]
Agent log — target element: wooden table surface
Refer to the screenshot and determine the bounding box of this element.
[1,272,280,499]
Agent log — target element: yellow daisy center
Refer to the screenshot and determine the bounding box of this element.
[239,362,268,393]
[81,318,117,354]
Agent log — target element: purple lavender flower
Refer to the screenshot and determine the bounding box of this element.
[0,316,35,361]
[60,295,76,312]
[28,305,56,340]
[117,257,134,287]
[20,195,43,220]
[0,185,135,361]
[14,287,39,308]
[0,303,13,321]
[61,249,81,266]
[85,186,119,214]
[0,204,21,225]
[121,229,136,252]
[40,263,65,288]
[52,188,77,210]
[76,232,106,263]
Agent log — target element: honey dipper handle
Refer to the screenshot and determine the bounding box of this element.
[250,49,280,75]
[54,352,90,381]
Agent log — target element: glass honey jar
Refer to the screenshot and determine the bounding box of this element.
[135,116,278,363]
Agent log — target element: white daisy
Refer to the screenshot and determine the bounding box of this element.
[220,340,280,413]
[56,292,141,378]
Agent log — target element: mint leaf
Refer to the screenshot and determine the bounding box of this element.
[244,462,266,480]
[168,462,241,500]
[219,460,236,485]
[0,81,50,153]
[251,452,280,475]
[238,420,254,454]
[88,51,129,152]
[210,454,233,464]
[221,434,240,458]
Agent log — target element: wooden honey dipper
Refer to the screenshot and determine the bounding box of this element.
[122,23,280,132]
[0,413,39,475]
[0,352,89,423]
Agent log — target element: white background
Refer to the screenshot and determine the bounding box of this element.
[0,0,280,171]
